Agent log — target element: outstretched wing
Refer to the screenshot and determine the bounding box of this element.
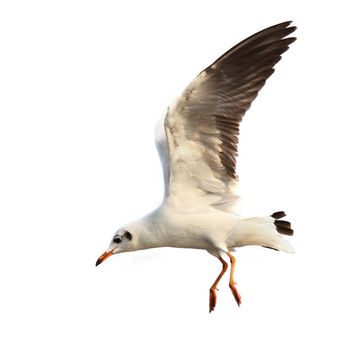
[157,21,296,212]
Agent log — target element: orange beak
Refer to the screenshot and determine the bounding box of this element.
[96,250,113,266]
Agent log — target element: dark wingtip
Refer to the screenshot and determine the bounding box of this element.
[275,220,291,228]
[276,225,294,236]
[272,211,294,236]
[263,20,296,34]
[278,20,296,30]
[274,220,294,236]
[271,211,286,219]
[285,37,297,45]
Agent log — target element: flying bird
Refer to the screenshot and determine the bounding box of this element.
[96,21,296,312]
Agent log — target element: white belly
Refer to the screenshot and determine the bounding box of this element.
[150,207,237,250]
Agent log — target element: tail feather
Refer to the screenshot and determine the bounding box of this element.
[230,212,295,253]
[262,245,279,251]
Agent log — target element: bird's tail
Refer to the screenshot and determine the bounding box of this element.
[229,212,295,253]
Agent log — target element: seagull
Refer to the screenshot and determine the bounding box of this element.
[96,21,296,312]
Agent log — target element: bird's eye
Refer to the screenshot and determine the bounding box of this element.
[113,236,122,244]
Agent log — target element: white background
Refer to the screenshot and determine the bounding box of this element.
[1,1,350,349]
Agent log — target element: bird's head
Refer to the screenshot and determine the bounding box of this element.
[95,228,134,266]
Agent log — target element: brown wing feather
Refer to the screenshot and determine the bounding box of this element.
[164,22,296,211]
[173,21,296,180]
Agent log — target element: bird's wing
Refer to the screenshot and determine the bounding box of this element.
[155,111,170,198]
[157,21,296,212]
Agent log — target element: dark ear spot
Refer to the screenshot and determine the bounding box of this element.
[123,231,132,241]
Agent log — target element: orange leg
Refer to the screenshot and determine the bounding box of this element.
[209,257,228,313]
[226,251,242,306]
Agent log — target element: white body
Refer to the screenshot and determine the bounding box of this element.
[124,202,294,257]
[104,22,296,261]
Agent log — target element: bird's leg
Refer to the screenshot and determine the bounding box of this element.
[226,251,242,306]
[209,257,228,313]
